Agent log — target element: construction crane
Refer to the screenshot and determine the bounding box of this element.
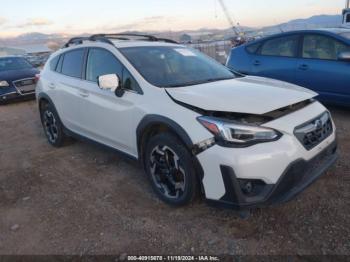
[217,0,241,36]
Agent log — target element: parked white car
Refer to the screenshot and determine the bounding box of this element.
[36,34,338,210]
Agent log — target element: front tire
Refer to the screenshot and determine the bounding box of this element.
[144,133,198,206]
[40,102,66,147]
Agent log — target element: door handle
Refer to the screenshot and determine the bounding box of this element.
[299,64,309,71]
[253,60,261,66]
[48,83,55,89]
[78,90,89,98]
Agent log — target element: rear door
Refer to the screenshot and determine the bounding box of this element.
[251,34,300,83]
[55,48,87,133]
[295,33,350,105]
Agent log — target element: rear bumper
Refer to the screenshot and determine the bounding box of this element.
[207,140,338,210]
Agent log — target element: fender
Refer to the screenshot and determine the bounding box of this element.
[136,114,194,156]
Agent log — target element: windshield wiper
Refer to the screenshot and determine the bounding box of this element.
[166,77,234,88]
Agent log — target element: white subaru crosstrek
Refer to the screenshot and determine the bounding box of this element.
[36,34,338,210]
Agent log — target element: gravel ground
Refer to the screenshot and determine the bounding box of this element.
[0,100,349,256]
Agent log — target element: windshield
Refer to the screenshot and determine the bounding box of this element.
[119,46,235,87]
[0,57,33,72]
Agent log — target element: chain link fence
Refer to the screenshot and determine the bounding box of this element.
[187,40,233,64]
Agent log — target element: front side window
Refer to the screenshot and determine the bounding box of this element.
[302,34,350,60]
[119,46,235,87]
[246,42,261,54]
[0,57,33,72]
[260,35,299,57]
[61,49,85,78]
[86,48,123,82]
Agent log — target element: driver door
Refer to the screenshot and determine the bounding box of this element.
[78,48,141,156]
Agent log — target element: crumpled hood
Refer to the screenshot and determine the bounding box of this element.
[166,76,317,115]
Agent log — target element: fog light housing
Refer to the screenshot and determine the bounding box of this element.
[238,179,266,196]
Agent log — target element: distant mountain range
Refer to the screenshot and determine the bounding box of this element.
[260,14,342,35]
[0,14,343,47]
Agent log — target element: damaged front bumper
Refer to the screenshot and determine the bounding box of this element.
[206,140,338,209]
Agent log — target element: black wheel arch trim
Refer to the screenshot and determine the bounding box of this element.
[136,114,194,156]
[38,93,55,110]
[37,93,61,123]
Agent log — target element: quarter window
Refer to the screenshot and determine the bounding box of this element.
[260,35,299,57]
[122,68,141,92]
[56,55,63,73]
[86,48,123,82]
[302,34,350,60]
[61,49,85,78]
[50,55,60,71]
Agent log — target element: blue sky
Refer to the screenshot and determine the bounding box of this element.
[0,0,345,36]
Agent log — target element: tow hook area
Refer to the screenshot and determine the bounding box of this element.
[192,137,216,155]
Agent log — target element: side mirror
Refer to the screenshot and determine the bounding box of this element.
[338,52,350,62]
[98,74,120,91]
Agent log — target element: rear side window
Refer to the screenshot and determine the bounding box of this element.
[302,34,350,60]
[86,48,123,82]
[49,55,60,71]
[260,35,299,57]
[61,49,85,78]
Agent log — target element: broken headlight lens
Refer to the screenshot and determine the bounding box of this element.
[197,116,282,147]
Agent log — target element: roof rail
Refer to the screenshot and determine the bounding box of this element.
[91,33,178,44]
[63,36,114,48]
[63,33,178,49]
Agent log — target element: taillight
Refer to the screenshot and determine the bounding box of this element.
[34,74,40,84]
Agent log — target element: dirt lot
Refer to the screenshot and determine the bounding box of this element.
[0,100,349,256]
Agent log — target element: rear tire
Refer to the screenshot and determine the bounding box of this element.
[144,133,198,206]
[40,102,66,147]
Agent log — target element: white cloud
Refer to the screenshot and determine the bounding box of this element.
[0,17,7,26]
[18,18,53,28]
[102,16,178,32]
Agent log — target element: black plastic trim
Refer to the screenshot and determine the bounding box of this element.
[63,127,138,162]
[136,115,194,158]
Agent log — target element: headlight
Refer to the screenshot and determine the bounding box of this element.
[0,81,9,87]
[197,116,282,147]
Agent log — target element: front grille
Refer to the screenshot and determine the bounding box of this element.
[294,112,333,150]
[13,78,36,94]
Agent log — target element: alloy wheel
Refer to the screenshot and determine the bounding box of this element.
[43,110,59,143]
[150,145,186,199]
